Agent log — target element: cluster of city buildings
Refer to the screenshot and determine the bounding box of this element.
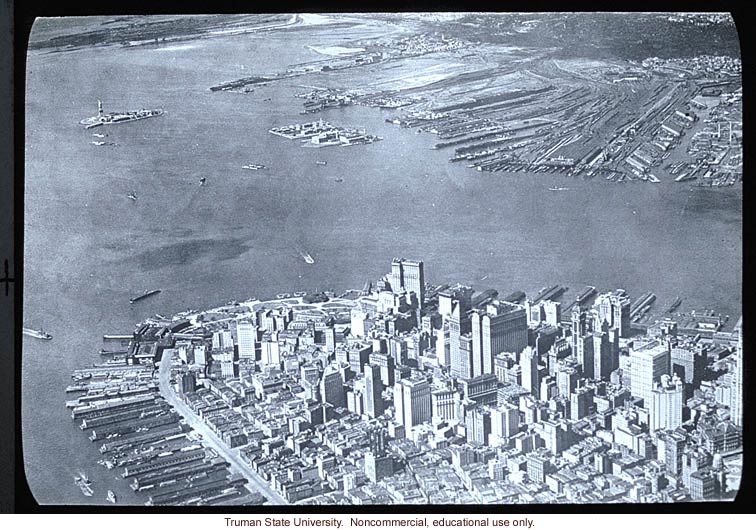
[153,257,742,504]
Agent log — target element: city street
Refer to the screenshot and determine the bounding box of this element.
[158,350,288,505]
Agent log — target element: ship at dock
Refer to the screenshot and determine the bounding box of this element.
[23,328,53,340]
[129,289,161,304]
[74,472,94,497]
[80,100,164,129]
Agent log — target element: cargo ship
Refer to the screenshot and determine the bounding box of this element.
[80,100,164,129]
[23,328,53,340]
[129,289,161,304]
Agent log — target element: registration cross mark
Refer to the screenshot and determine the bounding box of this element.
[0,259,13,296]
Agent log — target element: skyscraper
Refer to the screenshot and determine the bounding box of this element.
[630,342,670,406]
[520,346,540,397]
[236,321,256,360]
[320,365,346,409]
[592,330,613,381]
[450,301,474,379]
[470,300,528,377]
[593,290,631,338]
[389,258,426,309]
[364,364,385,418]
[394,377,432,430]
[650,374,684,432]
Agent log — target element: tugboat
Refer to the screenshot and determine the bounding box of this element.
[106,490,117,504]
[23,328,53,340]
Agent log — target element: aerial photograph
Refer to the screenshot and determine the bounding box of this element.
[23,13,742,506]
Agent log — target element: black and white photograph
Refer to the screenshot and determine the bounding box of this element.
[20,12,743,507]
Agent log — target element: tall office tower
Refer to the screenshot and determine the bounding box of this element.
[389,258,426,309]
[465,407,492,446]
[237,321,256,360]
[364,364,385,418]
[547,338,571,376]
[436,321,451,367]
[450,300,474,379]
[543,300,562,327]
[394,377,432,430]
[364,427,393,483]
[556,363,580,397]
[576,334,595,379]
[193,343,208,367]
[592,331,613,381]
[471,301,528,377]
[570,387,594,420]
[490,402,520,443]
[520,346,540,397]
[594,290,631,338]
[630,342,670,406]
[212,330,233,351]
[650,374,684,431]
[571,308,588,351]
[657,430,686,475]
[320,365,346,409]
[438,286,472,317]
[730,317,743,427]
[431,386,459,422]
[369,352,395,387]
[324,325,336,353]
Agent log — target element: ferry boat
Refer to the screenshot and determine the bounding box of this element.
[80,100,164,129]
[23,328,52,340]
[129,289,161,304]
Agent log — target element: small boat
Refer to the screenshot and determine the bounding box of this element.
[91,141,107,146]
[276,293,290,299]
[106,490,117,504]
[548,186,570,191]
[23,328,52,340]
[129,289,161,304]
[302,252,315,264]
[199,177,207,186]
[334,178,344,183]
[127,192,137,201]
[315,161,327,166]
[92,133,108,138]
[242,163,267,171]
[294,291,307,297]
